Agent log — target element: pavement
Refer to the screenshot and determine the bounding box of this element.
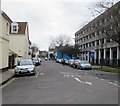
[0,69,15,85]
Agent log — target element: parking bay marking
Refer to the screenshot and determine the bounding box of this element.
[74,78,92,85]
[2,78,15,89]
[109,82,120,88]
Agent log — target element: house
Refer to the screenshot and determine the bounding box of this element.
[0,10,12,71]
[9,21,31,64]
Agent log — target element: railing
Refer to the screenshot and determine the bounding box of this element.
[92,58,120,67]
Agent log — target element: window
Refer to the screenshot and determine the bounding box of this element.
[101,38,104,44]
[106,38,110,42]
[11,22,19,33]
[96,40,99,45]
[13,25,17,32]
[89,43,91,47]
[92,41,95,46]
[6,23,9,35]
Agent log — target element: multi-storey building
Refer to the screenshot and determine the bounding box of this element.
[75,2,120,66]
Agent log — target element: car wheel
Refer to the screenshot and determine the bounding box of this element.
[32,73,35,76]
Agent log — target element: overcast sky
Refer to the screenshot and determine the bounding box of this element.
[1,0,119,51]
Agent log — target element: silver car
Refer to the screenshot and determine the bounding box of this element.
[15,59,35,76]
[78,61,92,70]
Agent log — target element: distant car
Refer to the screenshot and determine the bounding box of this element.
[45,57,48,60]
[78,61,92,70]
[14,59,35,76]
[32,57,40,66]
[68,59,75,67]
[56,59,63,63]
[38,58,42,65]
[65,59,69,65]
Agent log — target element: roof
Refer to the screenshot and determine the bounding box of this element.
[10,22,28,35]
[1,11,12,23]
[17,22,28,34]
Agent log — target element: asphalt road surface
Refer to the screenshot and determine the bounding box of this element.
[2,60,119,104]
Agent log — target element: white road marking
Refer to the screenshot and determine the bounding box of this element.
[66,75,69,77]
[101,79,104,81]
[74,78,82,83]
[40,73,44,75]
[2,78,15,89]
[109,82,120,88]
[64,75,67,77]
[85,82,92,85]
[74,78,92,86]
[72,75,74,77]
[94,77,99,79]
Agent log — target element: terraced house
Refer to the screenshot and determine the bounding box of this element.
[75,1,120,66]
[0,10,12,71]
[9,21,31,64]
[0,10,31,72]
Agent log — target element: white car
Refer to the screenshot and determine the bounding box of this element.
[79,61,92,70]
[15,59,35,76]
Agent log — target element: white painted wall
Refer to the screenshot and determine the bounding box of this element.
[9,34,30,64]
[0,12,10,69]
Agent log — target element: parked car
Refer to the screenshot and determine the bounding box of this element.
[78,60,92,70]
[72,59,82,69]
[45,57,48,61]
[32,57,40,66]
[65,59,69,65]
[56,59,63,63]
[38,58,42,65]
[68,59,75,67]
[14,59,35,76]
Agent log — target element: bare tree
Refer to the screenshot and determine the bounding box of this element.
[50,34,72,48]
[49,34,72,58]
[89,0,120,45]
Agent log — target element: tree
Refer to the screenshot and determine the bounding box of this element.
[95,1,120,45]
[31,43,39,58]
[50,34,72,48]
[58,44,80,59]
[49,34,72,58]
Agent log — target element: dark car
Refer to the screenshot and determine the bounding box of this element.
[32,58,40,66]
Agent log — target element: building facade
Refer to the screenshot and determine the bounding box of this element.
[75,2,120,66]
[0,10,12,71]
[9,22,31,64]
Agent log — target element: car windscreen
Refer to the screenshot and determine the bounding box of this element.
[19,60,33,66]
[32,58,38,61]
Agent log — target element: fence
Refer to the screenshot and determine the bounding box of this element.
[94,58,120,67]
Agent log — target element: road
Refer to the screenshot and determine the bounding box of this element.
[2,60,119,104]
